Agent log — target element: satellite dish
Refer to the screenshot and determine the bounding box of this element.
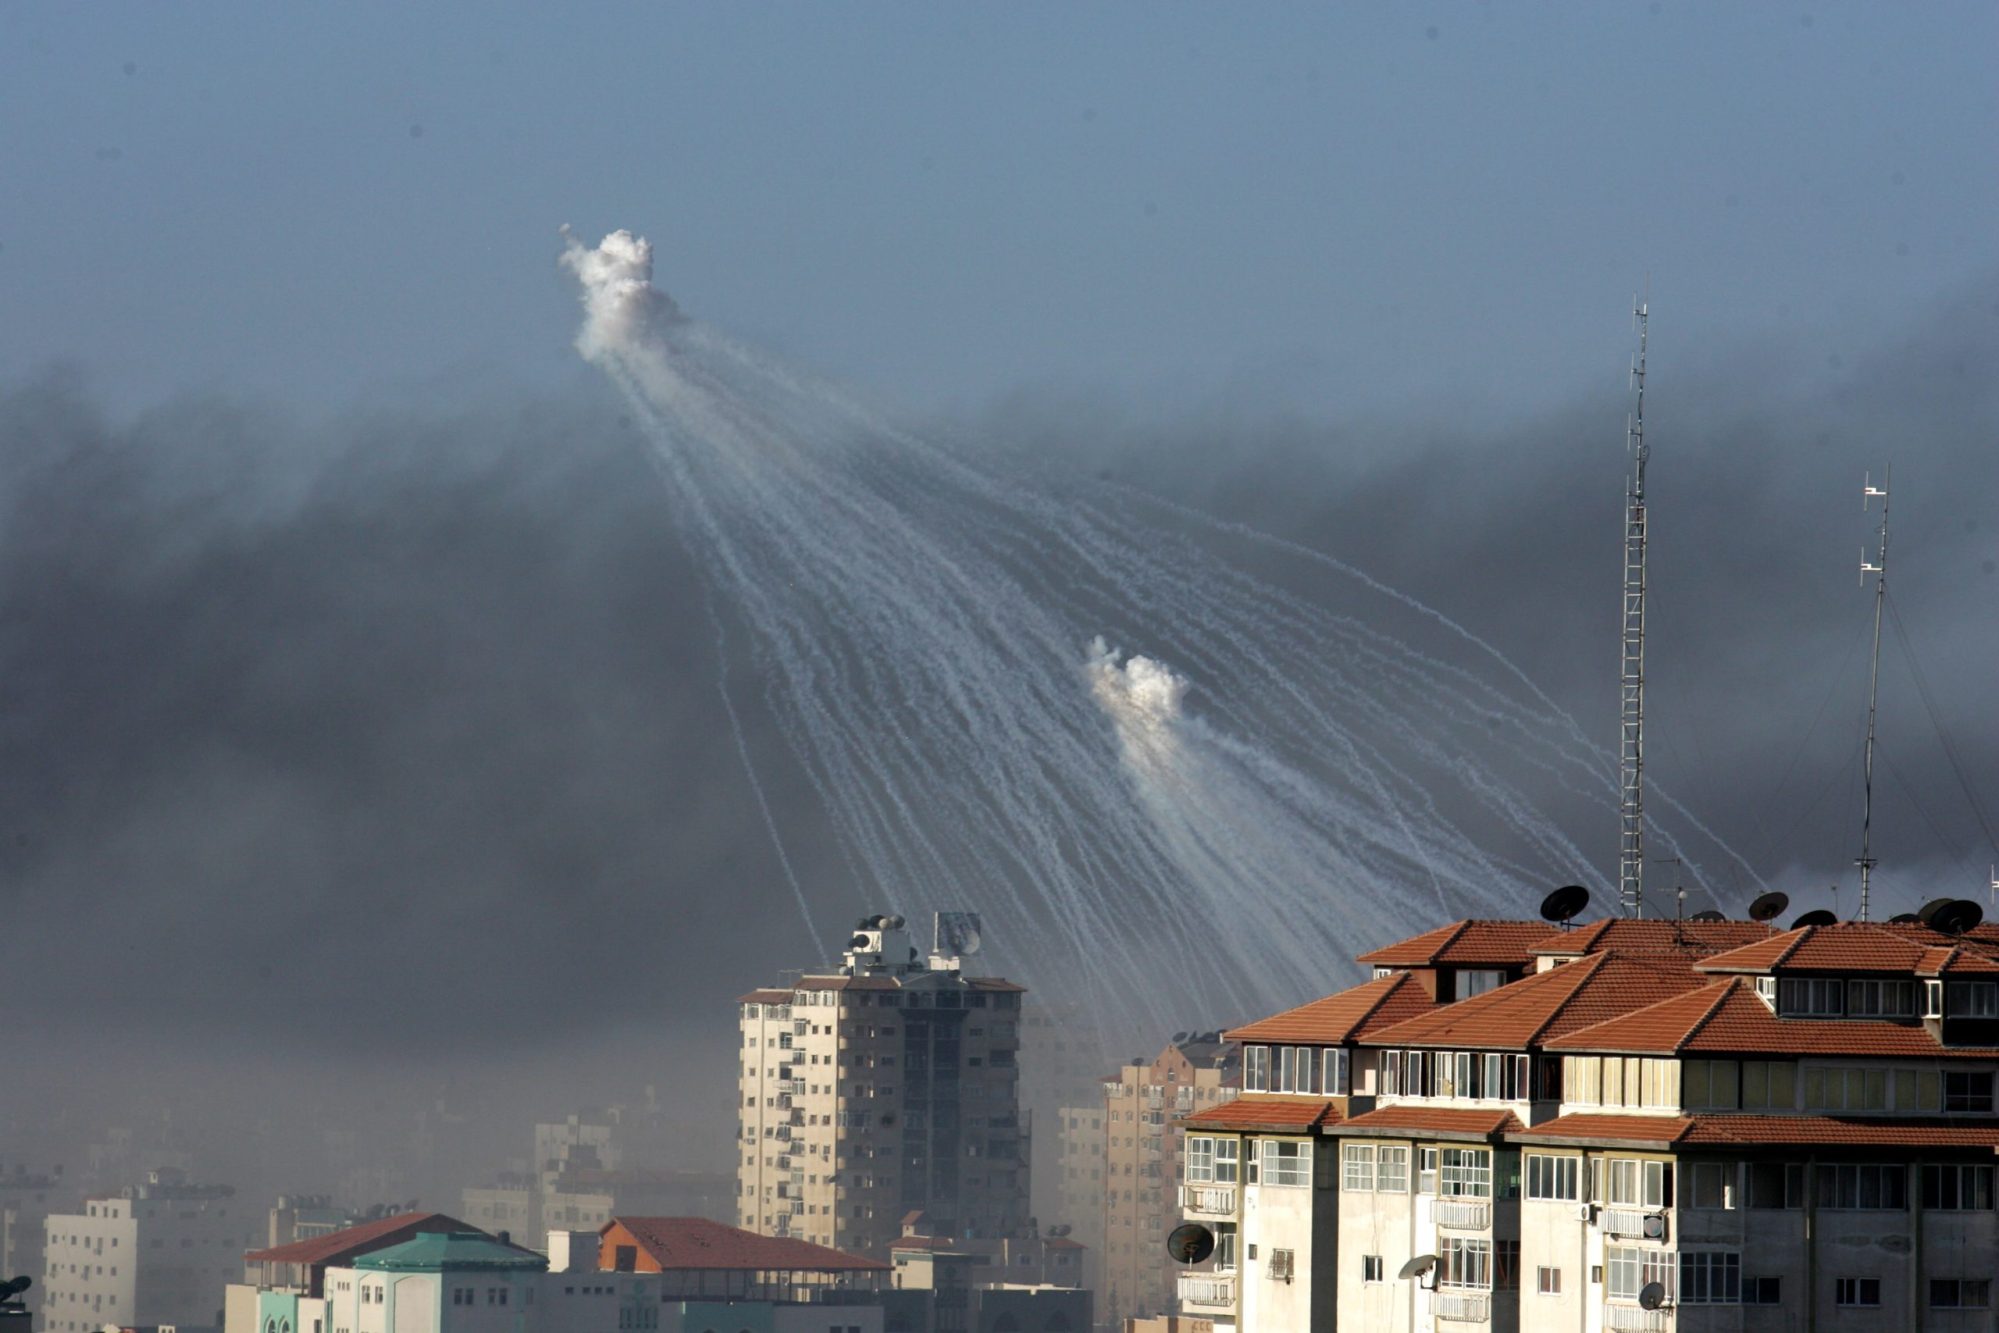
[884,914,906,930]
[1889,912,1920,924]
[1165,1223,1215,1265]
[1540,884,1589,924]
[1747,891,1790,923]
[1638,1281,1666,1311]
[1918,897,1957,925]
[1397,1254,1437,1281]
[849,934,870,949]
[1688,909,1726,922]
[1792,909,1838,928]
[0,1277,32,1301]
[1931,899,1984,937]
[1172,1031,1191,1044]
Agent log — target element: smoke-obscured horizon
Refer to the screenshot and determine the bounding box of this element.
[2,274,1994,1199]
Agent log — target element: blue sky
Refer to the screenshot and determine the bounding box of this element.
[3,3,1993,419]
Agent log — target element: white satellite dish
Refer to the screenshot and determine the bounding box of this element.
[935,911,983,956]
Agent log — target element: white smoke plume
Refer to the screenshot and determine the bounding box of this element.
[559,227,682,362]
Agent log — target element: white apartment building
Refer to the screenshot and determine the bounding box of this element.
[1176,916,1999,1332]
[737,913,1031,1259]
[43,1169,252,1333]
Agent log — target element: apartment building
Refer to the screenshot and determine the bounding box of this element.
[42,1168,252,1333]
[737,913,1031,1259]
[1175,913,1999,1332]
[0,1166,62,1320]
[1099,1036,1237,1327]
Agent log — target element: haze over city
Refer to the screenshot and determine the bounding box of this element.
[1,9,1994,1328]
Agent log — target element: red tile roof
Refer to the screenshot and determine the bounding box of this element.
[244,1212,477,1266]
[1697,921,1999,975]
[1356,920,1558,968]
[737,988,792,1004]
[1543,979,1741,1054]
[1529,919,1777,957]
[1364,953,1704,1051]
[1333,1105,1525,1139]
[1516,1113,1999,1150]
[1179,1096,1342,1133]
[1226,972,1435,1044]
[603,1217,887,1273]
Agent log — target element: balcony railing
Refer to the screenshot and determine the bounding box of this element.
[1434,1199,1491,1230]
[1603,1304,1670,1332]
[1177,1274,1235,1308]
[1178,1183,1238,1216]
[1433,1291,1490,1323]
[1601,1208,1668,1241]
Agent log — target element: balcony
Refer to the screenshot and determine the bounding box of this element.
[1603,1305,1670,1332]
[1434,1199,1491,1230]
[1177,1274,1234,1309]
[1178,1183,1237,1217]
[1433,1291,1490,1323]
[1601,1208,1668,1241]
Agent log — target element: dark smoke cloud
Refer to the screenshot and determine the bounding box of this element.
[1,278,1994,1189]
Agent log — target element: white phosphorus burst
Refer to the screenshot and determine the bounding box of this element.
[560,229,1762,1044]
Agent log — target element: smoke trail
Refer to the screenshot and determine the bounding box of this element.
[559,229,1749,1037]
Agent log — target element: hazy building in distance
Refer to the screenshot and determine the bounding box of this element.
[1099,1035,1237,1327]
[737,912,1031,1259]
[41,1168,251,1333]
[1051,1102,1106,1301]
[0,1165,63,1320]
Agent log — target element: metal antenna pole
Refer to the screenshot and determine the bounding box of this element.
[1856,469,1891,922]
[1618,298,1651,917]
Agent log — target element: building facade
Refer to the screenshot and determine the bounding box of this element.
[737,914,1031,1259]
[42,1169,251,1333]
[1174,915,1999,1332]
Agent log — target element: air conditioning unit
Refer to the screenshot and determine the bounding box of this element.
[1642,1213,1668,1240]
[1575,1204,1594,1223]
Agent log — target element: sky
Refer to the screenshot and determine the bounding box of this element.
[1,4,1996,1198]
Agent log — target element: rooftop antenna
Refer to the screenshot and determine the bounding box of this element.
[1855,469,1891,922]
[1618,293,1651,917]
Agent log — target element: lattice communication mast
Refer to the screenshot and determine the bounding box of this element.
[1618,300,1651,917]
[1855,470,1891,922]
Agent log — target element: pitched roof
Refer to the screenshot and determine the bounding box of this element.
[244,1211,477,1266]
[1179,1096,1342,1133]
[1515,1113,1999,1150]
[737,988,792,1004]
[1697,921,1999,976]
[354,1232,544,1273]
[1332,1105,1524,1139]
[1529,919,1776,958]
[1356,920,1557,968]
[1544,979,1742,1054]
[605,1216,887,1273]
[1226,972,1434,1044]
[1363,953,1704,1051]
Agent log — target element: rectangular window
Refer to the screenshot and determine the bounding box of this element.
[1536,1267,1561,1295]
[1746,1161,1805,1209]
[1324,1047,1350,1096]
[1678,1252,1741,1304]
[1526,1153,1580,1201]
[1185,1136,1215,1184]
[1439,1148,1492,1198]
[1741,1061,1795,1111]
[1418,1147,1439,1194]
[1743,1277,1782,1305]
[1846,979,1915,1017]
[1213,1222,1238,1271]
[1607,1158,1668,1208]
[1261,1140,1309,1187]
[1245,1045,1271,1092]
[1495,1239,1520,1290]
[1277,1045,1298,1094]
[1835,1278,1882,1308]
[1685,1162,1734,1210]
[1438,1237,1492,1290]
[1816,1163,1908,1210]
[1342,1144,1376,1192]
[1779,977,1844,1017]
[1606,1246,1674,1302]
[1931,1279,1993,1309]
[1363,1255,1384,1282]
[1947,981,1999,1018]
[1922,1163,1995,1210]
[1944,1071,1995,1113]
[1376,1146,1410,1193]
[1458,969,1505,998]
[1214,1137,1240,1184]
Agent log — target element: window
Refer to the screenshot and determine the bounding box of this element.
[1678,1252,1740,1304]
[1267,1248,1295,1282]
[1323,1047,1350,1096]
[1947,981,1999,1018]
[1944,1071,1994,1113]
[1806,1065,1888,1111]
[1536,1267,1561,1295]
[1438,1237,1491,1290]
[1214,1137,1240,1184]
[1816,1163,1907,1210]
[1494,1239,1520,1290]
[1606,1158,1668,1208]
[1376,1146,1409,1192]
[1418,1147,1438,1193]
[1779,977,1844,1016]
[1740,1061,1795,1111]
[1684,1161,1734,1209]
[1362,1255,1384,1282]
[1380,1049,1401,1096]
[1261,1140,1309,1187]
[1342,1144,1376,1191]
[1439,1148,1491,1198]
[1186,1136,1215,1183]
[1931,1279,1992,1309]
[1747,1161,1805,1209]
[1526,1153,1580,1201]
[1458,969,1504,998]
[1245,1044,1271,1091]
[1742,1277,1782,1305]
[1606,1246,1674,1302]
[1835,1278,1882,1307]
[1846,979,1914,1017]
[1213,1222,1237,1272]
[1922,1163,1994,1210]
